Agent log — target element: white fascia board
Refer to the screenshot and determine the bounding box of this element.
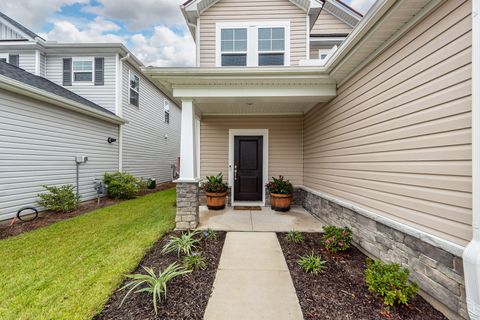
[0,75,125,125]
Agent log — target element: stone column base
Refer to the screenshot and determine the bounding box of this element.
[176,182,199,230]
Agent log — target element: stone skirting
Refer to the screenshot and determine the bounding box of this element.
[300,187,467,320]
[175,182,199,230]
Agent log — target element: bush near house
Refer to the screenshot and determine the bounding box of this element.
[104,172,141,199]
[321,226,353,253]
[37,184,80,213]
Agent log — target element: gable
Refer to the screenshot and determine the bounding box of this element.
[0,21,27,41]
[311,9,353,36]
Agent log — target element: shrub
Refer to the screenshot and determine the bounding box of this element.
[202,173,228,193]
[265,175,293,195]
[297,252,327,275]
[202,228,218,241]
[104,172,140,200]
[285,230,304,243]
[183,252,207,271]
[321,226,353,253]
[119,263,190,314]
[162,231,201,256]
[37,184,80,213]
[365,259,419,307]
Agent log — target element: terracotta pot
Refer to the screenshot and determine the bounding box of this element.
[206,192,227,210]
[270,193,292,212]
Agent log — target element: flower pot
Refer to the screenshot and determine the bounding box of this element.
[206,192,227,210]
[270,193,292,212]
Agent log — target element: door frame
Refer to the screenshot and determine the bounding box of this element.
[228,129,268,206]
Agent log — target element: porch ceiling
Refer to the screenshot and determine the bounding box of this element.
[143,66,336,115]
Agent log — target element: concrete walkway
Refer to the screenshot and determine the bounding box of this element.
[203,232,303,320]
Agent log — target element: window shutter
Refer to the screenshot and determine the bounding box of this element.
[8,54,19,67]
[94,57,104,86]
[63,58,72,86]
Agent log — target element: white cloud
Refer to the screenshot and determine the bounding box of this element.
[346,0,377,14]
[130,26,195,67]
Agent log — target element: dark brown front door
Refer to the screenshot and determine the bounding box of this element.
[234,136,263,201]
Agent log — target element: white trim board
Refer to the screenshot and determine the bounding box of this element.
[228,129,269,206]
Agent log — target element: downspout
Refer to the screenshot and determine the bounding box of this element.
[118,53,130,172]
[463,0,480,319]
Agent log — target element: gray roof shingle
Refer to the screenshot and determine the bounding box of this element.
[0,61,115,116]
[0,11,44,40]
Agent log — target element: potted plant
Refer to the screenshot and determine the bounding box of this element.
[266,175,293,212]
[203,173,228,210]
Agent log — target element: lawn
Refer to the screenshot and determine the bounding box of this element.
[0,188,176,320]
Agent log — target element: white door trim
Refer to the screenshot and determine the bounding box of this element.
[228,129,268,206]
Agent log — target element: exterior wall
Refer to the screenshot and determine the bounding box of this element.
[0,22,25,40]
[303,0,472,246]
[0,49,36,74]
[39,52,46,78]
[46,54,117,113]
[121,62,181,182]
[311,9,353,35]
[0,90,119,221]
[200,115,303,186]
[198,0,308,67]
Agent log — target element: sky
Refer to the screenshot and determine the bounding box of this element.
[0,0,376,67]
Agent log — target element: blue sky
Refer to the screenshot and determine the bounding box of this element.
[1,0,375,67]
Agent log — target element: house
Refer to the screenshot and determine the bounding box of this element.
[143,0,479,319]
[0,13,181,221]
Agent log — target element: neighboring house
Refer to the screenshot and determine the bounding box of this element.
[0,13,181,220]
[143,0,479,319]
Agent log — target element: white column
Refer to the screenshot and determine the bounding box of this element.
[464,1,480,319]
[177,99,197,182]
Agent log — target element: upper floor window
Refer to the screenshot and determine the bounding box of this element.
[129,71,140,107]
[164,99,170,124]
[0,53,19,67]
[216,22,290,67]
[72,58,94,83]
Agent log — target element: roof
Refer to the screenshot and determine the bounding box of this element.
[0,11,44,41]
[0,61,115,116]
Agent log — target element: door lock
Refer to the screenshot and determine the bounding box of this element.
[234,165,238,181]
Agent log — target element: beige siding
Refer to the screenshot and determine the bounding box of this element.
[303,0,472,245]
[311,9,353,35]
[200,116,303,185]
[199,0,307,67]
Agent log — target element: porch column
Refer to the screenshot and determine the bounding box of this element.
[175,99,199,230]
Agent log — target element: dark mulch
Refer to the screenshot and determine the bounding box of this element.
[0,182,176,240]
[96,231,226,320]
[278,232,447,320]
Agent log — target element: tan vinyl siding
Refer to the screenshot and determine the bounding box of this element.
[311,9,353,35]
[303,0,472,245]
[200,116,303,185]
[199,0,307,67]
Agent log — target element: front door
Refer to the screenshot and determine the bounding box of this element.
[234,136,263,201]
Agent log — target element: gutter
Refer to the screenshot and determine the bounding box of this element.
[463,0,480,318]
[0,75,125,125]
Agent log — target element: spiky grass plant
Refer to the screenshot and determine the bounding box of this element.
[202,228,218,241]
[161,230,201,256]
[297,252,327,275]
[285,230,304,243]
[183,252,207,271]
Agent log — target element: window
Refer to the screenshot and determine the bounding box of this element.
[0,53,7,63]
[129,72,140,107]
[258,27,285,66]
[164,100,170,124]
[72,58,94,83]
[0,53,19,67]
[220,28,247,66]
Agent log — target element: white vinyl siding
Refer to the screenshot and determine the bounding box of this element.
[46,54,117,113]
[0,22,26,40]
[121,62,181,182]
[0,90,119,221]
[39,52,46,78]
[0,50,36,74]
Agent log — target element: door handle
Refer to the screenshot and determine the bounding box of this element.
[234,165,238,181]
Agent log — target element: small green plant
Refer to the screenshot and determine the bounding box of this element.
[37,184,80,213]
[202,173,228,193]
[202,228,218,241]
[162,231,201,256]
[365,259,419,307]
[265,175,293,195]
[322,226,353,253]
[297,252,327,275]
[183,252,207,271]
[119,263,190,314]
[285,230,304,243]
[104,172,141,200]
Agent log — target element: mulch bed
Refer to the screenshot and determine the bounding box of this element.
[0,182,176,240]
[278,232,447,320]
[96,231,226,320]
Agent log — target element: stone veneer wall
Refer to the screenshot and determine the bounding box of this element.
[300,188,467,320]
[175,182,199,229]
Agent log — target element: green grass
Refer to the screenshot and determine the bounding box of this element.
[0,188,177,320]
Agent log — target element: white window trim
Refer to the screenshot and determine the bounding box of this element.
[215,21,290,67]
[0,53,9,62]
[72,56,94,86]
[228,129,269,206]
[128,69,140,107]
[164,99,170,123]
